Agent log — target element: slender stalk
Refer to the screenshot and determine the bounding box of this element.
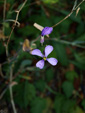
[0,64,4,77]
[5,19,20,25]
[3,0,6,33]
[0,87,8,99]
[9,64,17,113]
[45,38,85,49]
[7,0,27,46]
[52,0,85,28]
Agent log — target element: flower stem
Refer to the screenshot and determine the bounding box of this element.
[52,0,85,28]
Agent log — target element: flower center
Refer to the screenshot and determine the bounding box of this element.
[43,57,47,61]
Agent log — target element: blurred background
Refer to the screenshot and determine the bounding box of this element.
[0,0,85,113]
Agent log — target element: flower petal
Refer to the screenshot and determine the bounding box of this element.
[47,58,58,66]
[31,49,43,57]
[36,59,44,69]
[41,27,53,36]
[45,45,53,57]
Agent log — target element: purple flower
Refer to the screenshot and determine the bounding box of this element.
[40,27,53,44]
[41,27,53,36]
[31,45,58,69]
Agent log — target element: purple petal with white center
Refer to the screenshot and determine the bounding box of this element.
[36,59,45,69]
[45,45,53,57]
[47,58,58,66]
[41,27,53,36]
[31,49,43,57]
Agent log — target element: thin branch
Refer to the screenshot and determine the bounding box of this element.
[9,64,17,113]
[52,0,85,28]
[45,38,85,49]
[7,0,27,46]
[31,32,85,49]
[3,0,6,33]
[4,43,10,62]
[0,87,8,100]
[0,64,4,77]
[5,19,20,26]
[7,24,15,46]
[2,47,22,66]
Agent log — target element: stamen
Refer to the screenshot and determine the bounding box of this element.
[43,57,47,61]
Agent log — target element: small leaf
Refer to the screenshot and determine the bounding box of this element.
[62,81,74,98]
[46,68,54,82]
[43,97,53,113]
[18,75,32,80]
[43,0,59,4]
[14,82,36,108]
[65,71,78,82]
[71,106,84,113]
[53,43,69,66]
[24,82,36,107]
[76,33,85,41]
[81,99,85,110]
[54,94,65,113]
[18,26,38,36]
[20,60,32,68]
[30,97,46,113]
[62,99,76,113]
[35,79,46,92]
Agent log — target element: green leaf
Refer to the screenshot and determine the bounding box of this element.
[60,19,71,34]
[18,74,32,80]
[20,59,32,68]
[53,43,69,66]
[18,26,38,36]
[42,0,59,4]
[71,106,84,113]
[81,99,85,110]
[35,79,46,92]
[46,85,57,94]
[29,15,52,26]
[7,0,14,4]
[30,97,46,113]
[65,71,78,82]
[46,68,54,82]
[24,81,36,107]
[71,60,85,70]
[0,42,5,54]
[43,97,53,113]
[62,81,74,98]
[76,23,85,36]
[62,99,76,113]
[14,82,36,108]
[74,53,85,64]
[71,52,85,70]
[54,94,65,113]
[14,83,25,108]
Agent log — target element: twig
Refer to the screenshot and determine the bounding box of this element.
[45,38,85,49]
[7,0,27,46]
[52,0,85,27]
[7,25,15,46]
[31,35,40,43]
[31,31,85,49]
[0,87,8,100]
[5,19,20,26]
[4,43,10,62]
[0,64,4,77]
[9,64,17,113]
[3,0,6,33]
